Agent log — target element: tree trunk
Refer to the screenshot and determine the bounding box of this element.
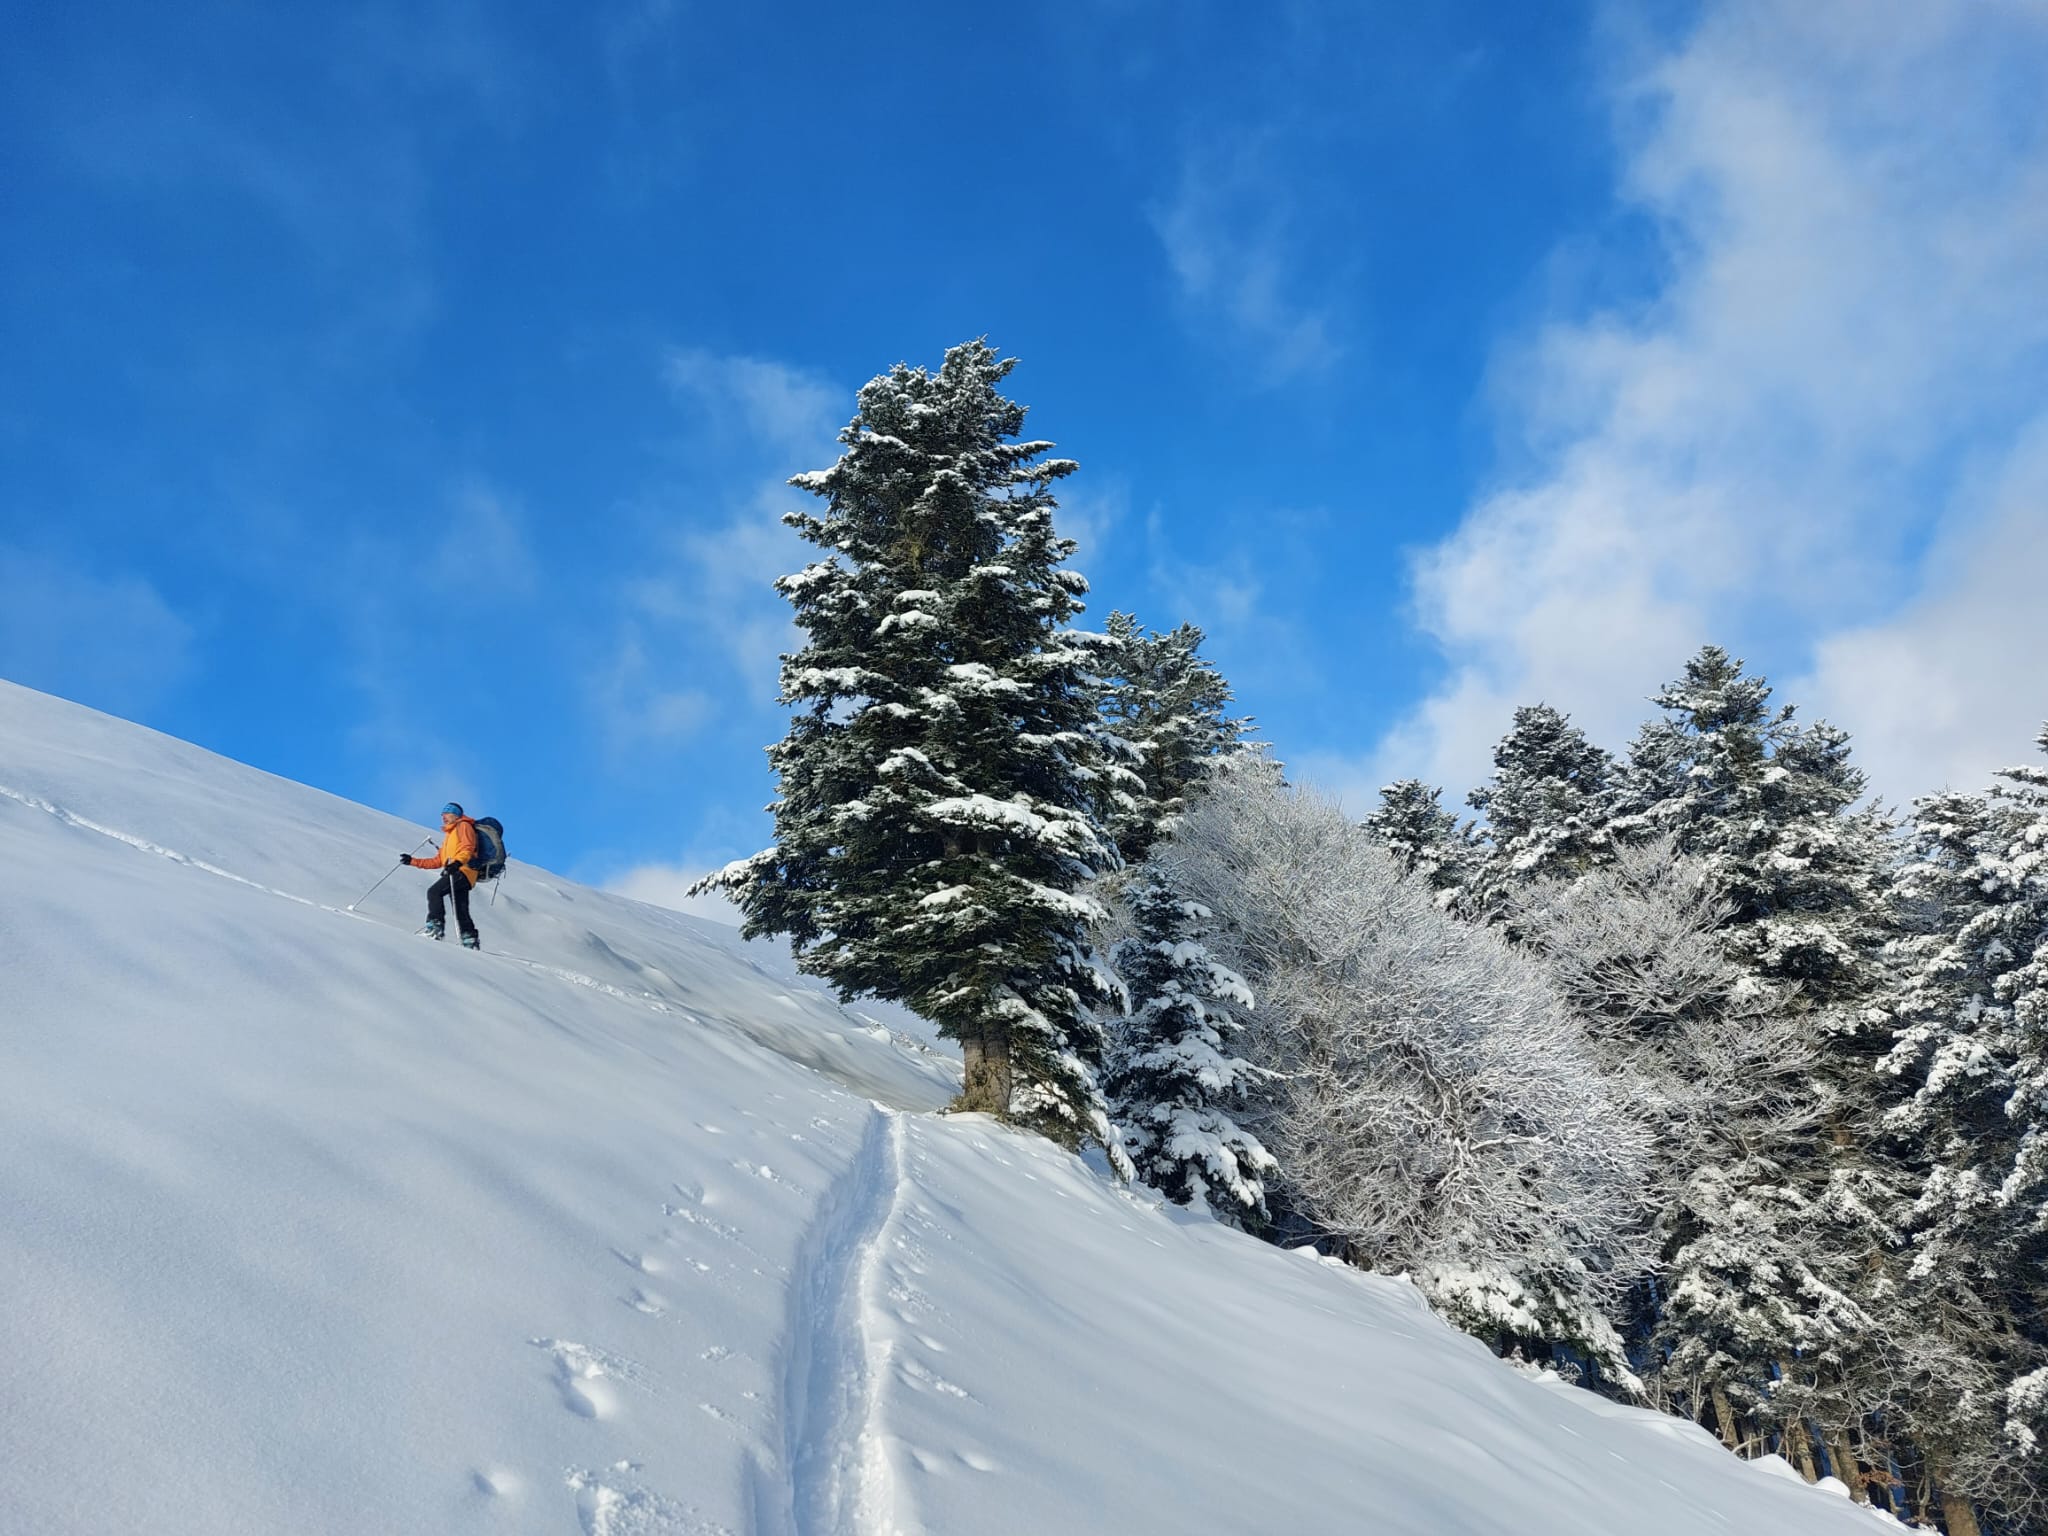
[1827,1427,1866,1503]
[956,1025,1013,1116]
[1927,1454,1980,1536]
[1710,1384,1742,1451]
[1938,1486,1981,1536]
[1786,1423,1819,1482]
[1769,1366,1819,1482]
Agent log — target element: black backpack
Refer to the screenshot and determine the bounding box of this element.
[472,817,508,880]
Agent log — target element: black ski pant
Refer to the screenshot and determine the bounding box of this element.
[427,872,477,939]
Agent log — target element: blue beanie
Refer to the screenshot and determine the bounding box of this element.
[442,802,464,817]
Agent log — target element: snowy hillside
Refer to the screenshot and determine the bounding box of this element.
[0,679,1888,1535]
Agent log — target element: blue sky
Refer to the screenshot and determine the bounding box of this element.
[5,1,2047,911]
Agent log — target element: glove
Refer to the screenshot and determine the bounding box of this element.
[399,854,414,865]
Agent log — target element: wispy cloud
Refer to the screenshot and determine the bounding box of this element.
[584,348,843,751]
[1049,478,1129,594]
[1368,0,2048,806]
[590,631,715,754]
[0,545,195,716]
[1799,415,2048,797]
[434,479,537,597]
[1149,144,1341,385]
[41,3,531,363]
[604,856,744,926]
[665,348,843,463]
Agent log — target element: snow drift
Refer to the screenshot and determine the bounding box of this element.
[0,679,1888,1534]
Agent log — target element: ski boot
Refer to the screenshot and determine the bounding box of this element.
[417,918,445,941]
[460,931,480,951]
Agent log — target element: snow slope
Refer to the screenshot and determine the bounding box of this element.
[0,679,1887,1536]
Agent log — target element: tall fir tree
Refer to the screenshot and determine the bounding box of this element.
[1105,870,1275,1223]
[1465,703,1618,915]
[1615,646,1893,1016]
[699,341,1121,1143]
[1361,778,1477,912]
[1612,646,1898,1479]
[1093,612,1250,866]
[1877,732,2048,1527]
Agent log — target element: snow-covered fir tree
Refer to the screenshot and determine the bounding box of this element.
[1465,703,1617,915]
[1104,869,1275,1224]
[1876,735,2048,1528]
[697,340,1121,1144]
[1611,646,1900,1491]
[1360,777,1476,911]
[1092,612,1250,866]
[1615,646,1893,1017]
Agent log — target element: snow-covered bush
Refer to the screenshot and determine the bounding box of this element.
[1509,838,1869,1438]
[1158,769,1655,1368]
[1509,837,1818,1185]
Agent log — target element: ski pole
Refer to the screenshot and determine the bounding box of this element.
[347,835,435,911]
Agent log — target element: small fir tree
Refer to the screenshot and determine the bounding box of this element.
[1614,646,1892,1015]
[1361,778,1477,912]
[698,341,1120,1143]
[1465,704,1617,914]
[1093,612,1251,866]
[1105,870,1275,1223]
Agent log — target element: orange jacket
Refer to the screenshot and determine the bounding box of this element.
[415,817,480,886]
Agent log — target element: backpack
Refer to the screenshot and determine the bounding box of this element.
[472,817,508,881]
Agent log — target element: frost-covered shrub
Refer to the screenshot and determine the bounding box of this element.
[1159,770,1655,1363]
[1510,838,1869,1429]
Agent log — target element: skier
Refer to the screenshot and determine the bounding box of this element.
[402,802,482,949]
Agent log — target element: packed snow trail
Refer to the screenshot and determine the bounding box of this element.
[776,1106,908,1536]
[1,679,1893,1535]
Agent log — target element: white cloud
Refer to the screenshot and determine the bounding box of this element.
[605,859,744,926]
[589,631,714,754]
[665,349,843,463]
[1052,480,1128,573]
[1149,146,1339,385]
[1370,0,2048,806]
[0,545,195,716]
[1799,416,2048,799]
[584,348,842,752]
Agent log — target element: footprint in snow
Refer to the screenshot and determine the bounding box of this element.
[565,1467,724,1536]
[532,1338,642,1422]
[896,1357,973,1401]
[905,1445,997,1477]
[470,1467,519,1498]
[623,1286,666,1316]
[732,1160,803,1194]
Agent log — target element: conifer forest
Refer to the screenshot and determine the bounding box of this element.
[704,339,2048,1535]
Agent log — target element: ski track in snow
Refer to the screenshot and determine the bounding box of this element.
[774,1105,907,1536]
[0,779,823,1034]
[0,782,332,908]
